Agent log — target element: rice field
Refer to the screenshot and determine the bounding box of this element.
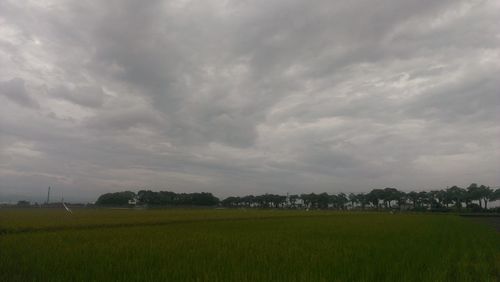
[0,209,498,281]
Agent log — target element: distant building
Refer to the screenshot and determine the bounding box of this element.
[128,197,138,206]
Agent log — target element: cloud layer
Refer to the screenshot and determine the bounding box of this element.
[1,0,499,202]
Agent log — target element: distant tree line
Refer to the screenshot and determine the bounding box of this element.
[221,184,500,211]
[95,184,500,211]
[95,190,219,206]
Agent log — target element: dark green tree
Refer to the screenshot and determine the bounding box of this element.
[478,185,492,209]
[317,192,330,209]
[348,193,358,209]
[96,191,136,206]
[446,186,467,209]
[356,193,368,210]
[407,191,419,209]
[367,189,384,209]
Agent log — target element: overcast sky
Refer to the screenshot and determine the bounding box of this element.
[1,0,499,202]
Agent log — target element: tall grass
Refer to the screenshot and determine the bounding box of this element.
[0,210,498,281]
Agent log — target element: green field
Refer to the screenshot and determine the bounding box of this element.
[0,209,498,281]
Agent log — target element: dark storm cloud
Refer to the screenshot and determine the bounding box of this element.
[0,0,499,202]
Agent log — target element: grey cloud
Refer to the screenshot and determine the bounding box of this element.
[406,66,500,123]
[85,105,165,131]
[50,85,106,108]
[0,78,39,108]
[0,0,499,202]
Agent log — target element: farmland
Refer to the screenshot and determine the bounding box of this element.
[0,209,498,281]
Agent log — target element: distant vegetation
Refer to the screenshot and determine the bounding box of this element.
[96,190,219,207]
[221,184,499,212]
[96,183,500,212]
[95,191,136,206]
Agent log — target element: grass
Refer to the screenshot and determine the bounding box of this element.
[0,209,498,281]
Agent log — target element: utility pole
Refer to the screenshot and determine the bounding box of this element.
[46,186,51,204]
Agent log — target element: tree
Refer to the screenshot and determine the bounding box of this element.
[439,189,453,208]
[382,188,399,208]
[418,191,429,209]
[301,193,316,209]
[348,193,358,209]
[407,191,419,209]
[289,194,300,208]
[317,193,330,209]
[255,194,266,207]
[446,186,467,209]
[435,190,450,208]
[96,191,136,206]
[222,196,240,207]
[466,183,481,208]
[336,193,348,210]
[478,185,492,209]
[356,193,368,210]
[17,200,30,206]
[134,190,219,206]
[489,188,500,203]
[241,195,255,207]
[428,190,441,209]
[189,192,220,206]
[272,194,287,208]
[367,189,384,209]
[394,191,407,209]
[254,193,285,208]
